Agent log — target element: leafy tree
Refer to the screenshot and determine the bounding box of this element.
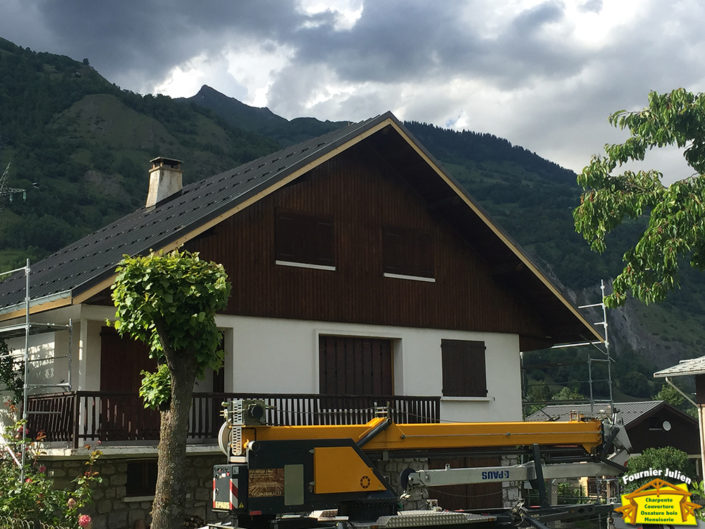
[654,382,697,418]
[655,382,685,408]
[551,386,584,401]
[623,447,695,493]
[574,88,705,306]
[110,250,231,529]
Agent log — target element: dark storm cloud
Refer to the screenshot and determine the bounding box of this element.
[288,2,472,82]
[1,0,305,90]
[281,1,585,90]
[3,0,587,94]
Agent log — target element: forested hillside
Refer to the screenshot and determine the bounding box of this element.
[0,37,277,268]
[1,36,703,403]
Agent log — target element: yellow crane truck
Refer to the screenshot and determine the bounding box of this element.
[212,400,629,529]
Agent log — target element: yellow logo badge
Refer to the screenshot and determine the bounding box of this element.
[616,478,701,525]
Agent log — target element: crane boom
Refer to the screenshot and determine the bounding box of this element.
[238,416,604,455]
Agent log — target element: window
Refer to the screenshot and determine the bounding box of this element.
[126,460,158,497]
[383,226,434,280]
[275,210,334,269]
[319,336,393,395]
[441,339,487,397]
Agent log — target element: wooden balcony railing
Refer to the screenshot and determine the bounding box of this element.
[27,392,441,448]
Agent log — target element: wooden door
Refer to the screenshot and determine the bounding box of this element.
[99,327,159,440]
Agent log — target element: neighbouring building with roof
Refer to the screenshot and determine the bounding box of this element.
[654,357,705,480]
[0,113,601,528]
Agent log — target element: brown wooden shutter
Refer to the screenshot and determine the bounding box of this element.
[441,339,487,397]
[319,336,393,395]
[276,210,334,266]
[383,226,434,277]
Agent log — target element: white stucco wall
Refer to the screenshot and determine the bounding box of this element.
[3,306,524,423]
[215,315,523,422]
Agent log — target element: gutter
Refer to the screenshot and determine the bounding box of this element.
[0,290,72,318]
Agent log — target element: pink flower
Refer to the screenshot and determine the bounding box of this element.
[24,478,31,483]
[38,465,46,473]
[78,514,92,528]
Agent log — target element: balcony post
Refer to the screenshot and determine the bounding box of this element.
[72,391,79,449]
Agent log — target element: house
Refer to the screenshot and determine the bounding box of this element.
[654,357,705,479]
[0,112,601,527]
[527,400,701,500]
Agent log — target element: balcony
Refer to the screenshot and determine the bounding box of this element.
[26,392,441,449]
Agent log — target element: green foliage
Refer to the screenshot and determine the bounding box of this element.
[653,382,697,418]
[557,481,587,504]
[139,364,171,410]
[0,339,22,405]
[575,88,705,306]
[551,386,585,401]
[617,371,652,398]
[0,416,102,525]
[623,447,695,493]
[654,382,685,407]
[110,249,231,408]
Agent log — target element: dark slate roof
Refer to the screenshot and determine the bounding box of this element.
[526,401,673,427]
[0,114,391,311]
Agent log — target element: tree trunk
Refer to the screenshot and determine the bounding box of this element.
[150,351,197,529]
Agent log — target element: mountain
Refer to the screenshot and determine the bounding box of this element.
[186,85,346,145]
[0,36,702,401]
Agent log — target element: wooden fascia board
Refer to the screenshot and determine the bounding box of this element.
[69,118,397,307]
[387,120,603,343]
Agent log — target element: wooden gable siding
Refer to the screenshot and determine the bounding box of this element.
[627,409,699,455]
[185,141,546,337]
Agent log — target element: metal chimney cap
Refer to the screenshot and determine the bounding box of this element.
[150,157,182,170]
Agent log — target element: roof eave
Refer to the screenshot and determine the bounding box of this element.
[0,290,73,319]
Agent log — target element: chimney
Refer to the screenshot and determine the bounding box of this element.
[146,157,182,207]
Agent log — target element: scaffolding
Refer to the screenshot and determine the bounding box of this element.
[0,260,72,479]
[522,279,614,418]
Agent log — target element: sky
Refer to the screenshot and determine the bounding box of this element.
[2,0,705,182]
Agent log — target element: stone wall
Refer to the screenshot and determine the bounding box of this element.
[375,456,429,510]
[46,454,227,529]
[500,456,522,508]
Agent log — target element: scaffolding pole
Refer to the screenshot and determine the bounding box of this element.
[0,260,73,482]
[21,259,29,480]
